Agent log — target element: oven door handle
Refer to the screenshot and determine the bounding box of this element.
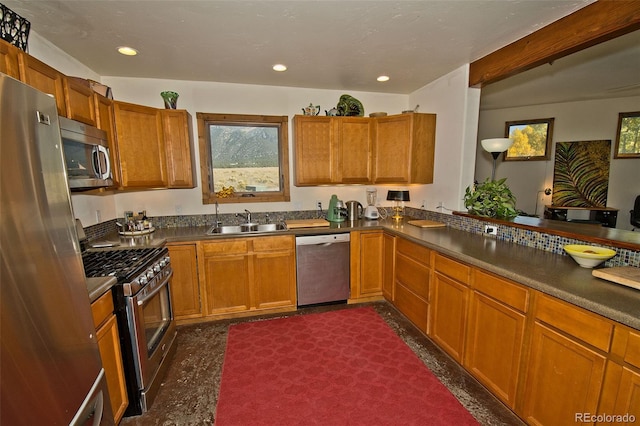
[137,270,173,306]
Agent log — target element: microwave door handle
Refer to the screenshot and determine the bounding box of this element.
[96,145,111,180]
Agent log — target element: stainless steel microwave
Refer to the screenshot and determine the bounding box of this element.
[60,117,113,190]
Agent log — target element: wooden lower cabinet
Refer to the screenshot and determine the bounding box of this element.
[199,235,296,318]
[252,236,297,309]
[167,243,202,320]
[464,270,529,409]
[599,327,640,423]
[392,238,431,332]
[383,235,640,425]
[430,254,471,362]
[382,233,395,301]
[522,322,607,425]
[91,291,128,424]
[350,230,385,301]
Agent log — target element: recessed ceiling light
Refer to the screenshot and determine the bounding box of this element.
[377,75,390,82]
[117,46,138,56]
[273,64,287,72]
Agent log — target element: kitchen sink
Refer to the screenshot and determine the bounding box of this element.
[206,223,287,235]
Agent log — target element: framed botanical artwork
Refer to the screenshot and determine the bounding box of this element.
[503,118,554,161]
[614,111,640,158]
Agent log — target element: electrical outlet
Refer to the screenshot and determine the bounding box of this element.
[421,200,426,209]
[437,201,444,209]
[95,209,101,222]
[316,200,322,210]
[175,204,182,214]
[483,225,498,236]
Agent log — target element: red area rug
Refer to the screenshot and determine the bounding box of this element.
[216,307,479,425]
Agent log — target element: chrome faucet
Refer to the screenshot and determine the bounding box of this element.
[236,209,252,224]
[215,201,222,227]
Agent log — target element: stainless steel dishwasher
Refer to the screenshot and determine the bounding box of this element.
[295,233,350,306]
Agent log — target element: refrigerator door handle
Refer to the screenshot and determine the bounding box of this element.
[69,369,110,426]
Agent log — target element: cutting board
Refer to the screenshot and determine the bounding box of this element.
[592,266,640,291]
[284,218,330,229]
[408,220,446,228]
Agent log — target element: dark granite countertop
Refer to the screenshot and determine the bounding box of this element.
[88,218,640,330]
[86,276,118,303]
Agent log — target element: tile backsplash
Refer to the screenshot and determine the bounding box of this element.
[406,208,639,268]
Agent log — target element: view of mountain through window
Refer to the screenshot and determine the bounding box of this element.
[209,124,280,193]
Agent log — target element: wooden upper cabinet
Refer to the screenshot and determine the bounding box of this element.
[293,113,435,186]
[94,94,121,188]
[0,40,20,79]
[63,77,97,126]
[293,115,374,185]
[113,101,167,188]
[293,115,334,185]
[335,117,372,183]
[373,113,436,184]
[18,52,66,117]
[161,109,196,188]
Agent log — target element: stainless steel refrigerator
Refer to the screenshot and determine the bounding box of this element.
[0,73,114,425]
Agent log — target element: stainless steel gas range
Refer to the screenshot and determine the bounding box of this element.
[83,246,176,416]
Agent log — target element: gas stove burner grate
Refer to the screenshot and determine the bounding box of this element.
[82,248,161,281]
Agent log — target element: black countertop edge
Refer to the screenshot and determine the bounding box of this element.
[89,219,640,330]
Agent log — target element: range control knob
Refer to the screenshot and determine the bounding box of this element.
[159,259,166,267]
[139,276,148,285]
[164,256,171,264]
[153,263,161,273]
[146,269,154,280]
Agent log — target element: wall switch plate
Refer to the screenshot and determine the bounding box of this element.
[483,225,498,236]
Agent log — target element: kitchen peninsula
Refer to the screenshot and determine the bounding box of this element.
[86,208,640,424]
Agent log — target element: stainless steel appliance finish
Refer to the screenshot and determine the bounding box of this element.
[0,74,114,425]
[83,247,176,416]
[295,233,351,306]
[60,116,113,190]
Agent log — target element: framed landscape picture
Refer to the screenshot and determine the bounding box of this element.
[503,118,554,161]
[614,111,640,158]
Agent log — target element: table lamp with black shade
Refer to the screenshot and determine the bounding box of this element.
[387,190,410,220]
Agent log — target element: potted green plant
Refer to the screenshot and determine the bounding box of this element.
[464,178,518,219]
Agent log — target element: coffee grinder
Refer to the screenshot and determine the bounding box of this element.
[364,188,379,219]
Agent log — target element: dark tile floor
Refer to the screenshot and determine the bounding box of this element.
[120,301,524,425]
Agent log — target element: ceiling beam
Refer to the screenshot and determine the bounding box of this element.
[469,0,640,88]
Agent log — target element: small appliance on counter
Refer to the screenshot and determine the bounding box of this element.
[364,188,380,219]
[345,200,363,221]
[327,194,347,222]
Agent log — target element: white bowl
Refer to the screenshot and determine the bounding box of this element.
[563,244,616,268]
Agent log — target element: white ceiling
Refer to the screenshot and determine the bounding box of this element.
[4,0,596,97]
[6,1,637,109]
